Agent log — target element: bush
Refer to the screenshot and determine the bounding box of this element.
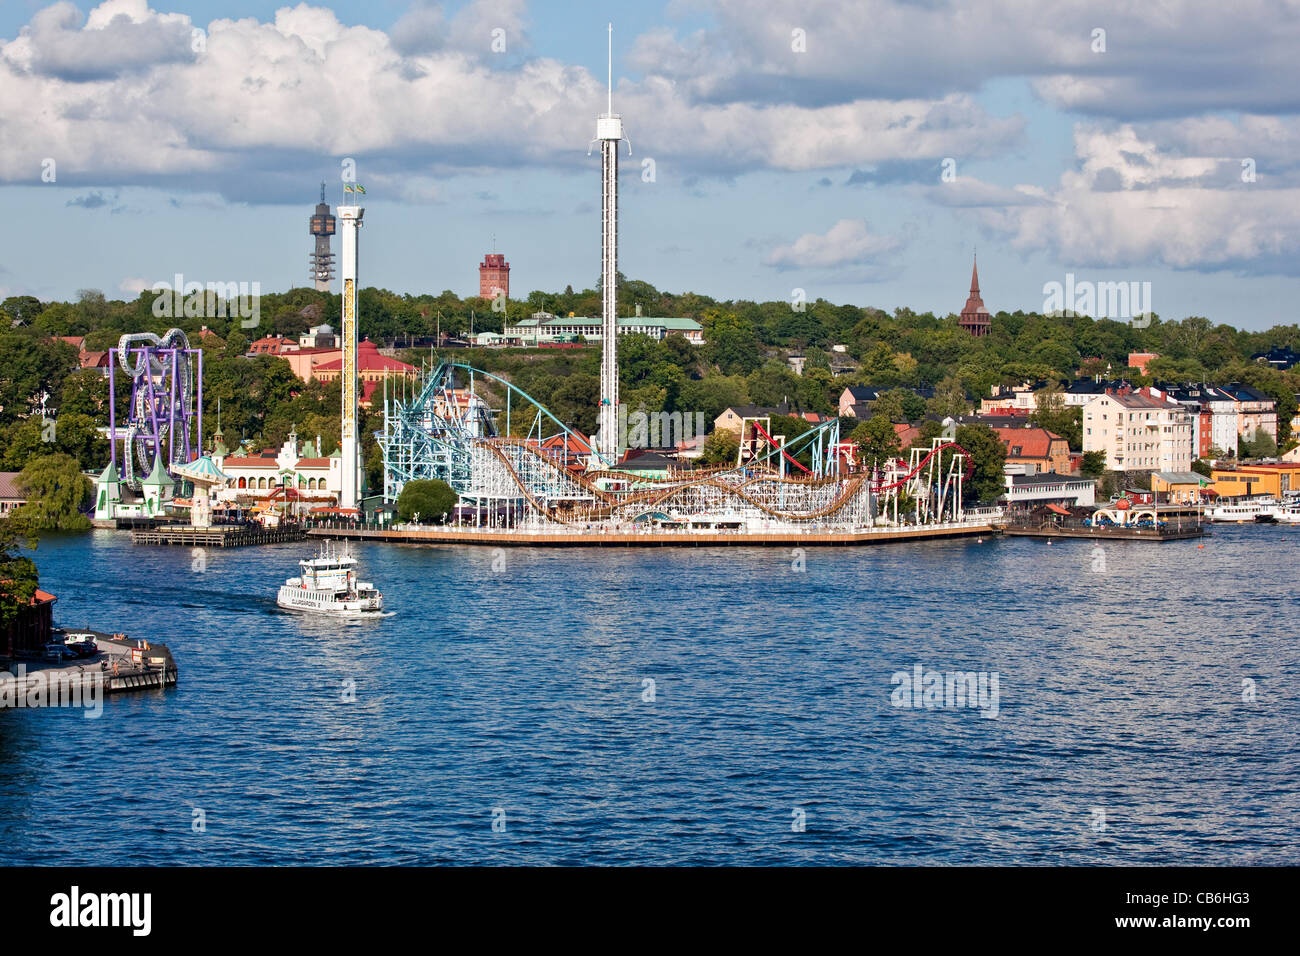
[396,479,458,523]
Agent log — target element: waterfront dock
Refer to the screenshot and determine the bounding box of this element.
[131,525,306,547]
[1004,519,1206,541]
[307,521,1000,548]
[1,631,178,707]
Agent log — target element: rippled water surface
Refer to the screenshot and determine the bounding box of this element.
[1,526,1296,865]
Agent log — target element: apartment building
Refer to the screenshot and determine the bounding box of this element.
[1082,390,1195,472]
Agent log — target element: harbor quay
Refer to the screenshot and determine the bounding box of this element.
[1003,524,1206,541]
[307,519,1001,548]
[1003,509,1208,542]
[0,631,178,713]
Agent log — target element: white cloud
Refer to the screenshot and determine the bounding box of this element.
[764,219,905,274]
[923,178,1050,208]
[0,0,1023,200]
[5,0,193,81]
[635,0,1300,119]
[982,123,1300,274]
[119,276,150,295]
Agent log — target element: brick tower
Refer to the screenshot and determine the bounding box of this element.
[479,253,510,300]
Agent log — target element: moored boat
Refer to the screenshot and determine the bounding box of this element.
[1208,496,1280,523]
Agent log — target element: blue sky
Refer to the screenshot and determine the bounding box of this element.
[2,0,1299,329]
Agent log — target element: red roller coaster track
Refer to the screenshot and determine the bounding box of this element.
[869,441,974,493]
[746,418,812,474]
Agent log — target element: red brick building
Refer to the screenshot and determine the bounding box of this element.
[1128,351,1159,374]
[959,256,992,337]
[479,253,510,300]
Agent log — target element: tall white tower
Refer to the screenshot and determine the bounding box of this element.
[338,203,364,510]
[595,23,626,465]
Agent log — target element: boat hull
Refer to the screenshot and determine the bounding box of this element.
[276,586,383,614]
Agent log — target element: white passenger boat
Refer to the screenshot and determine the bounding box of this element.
[1207,496,1280,523]
[1276,502,1300,524]
[277,542,383,614]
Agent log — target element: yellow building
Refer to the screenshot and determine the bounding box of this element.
[1151,471,1210,503]
[1210,463,1300,498]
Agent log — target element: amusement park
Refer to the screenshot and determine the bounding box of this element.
[84,28,999,548]
[373,359,987,539]
[87,321,994,544]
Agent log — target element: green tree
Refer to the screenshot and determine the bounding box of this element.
[746,360,800,407]
[1030,387,1083,450]
[0,419,47,471]
[871,388,925,423]
[1,295,44,325]
[678,375,750,423]
[869,390,906,422]
[926,375,969,418]
[954,423,1007,503]
[56,368,111,419]
[1240,429,1279,459]
[701,310,763,375]
[396,479,458,523]
[0,515,39,634]
[50,412,108,470]
[224,330,249,358]
[11,453,92,531]
[849,415,901,469]
[1080,451,1107,478]
[699,428,740,466]
[796,367,835,415]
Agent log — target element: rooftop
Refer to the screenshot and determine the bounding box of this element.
[509,314,702,331]
[0,472,24,499]
[1153,471,1209,484]
[992,426,1065,459]
[314,340,415,373]
[1009,472,1094,486]
[1091,390,1180,410]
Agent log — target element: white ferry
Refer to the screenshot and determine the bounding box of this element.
[1207,496,1280,523]
[1275,502,1300,524]
[277,543,383,614]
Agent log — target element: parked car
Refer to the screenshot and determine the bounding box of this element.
[42,643,76,662]
[65,638,98,658]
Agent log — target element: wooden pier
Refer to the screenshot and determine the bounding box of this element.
[1,631,178,709]
[131,525,306,547]
[307,521,1000,548]
[1004,521,1206,541]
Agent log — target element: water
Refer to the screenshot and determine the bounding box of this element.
[1,527,1296,865]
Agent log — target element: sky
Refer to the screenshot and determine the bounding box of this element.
[1,0,1299,329]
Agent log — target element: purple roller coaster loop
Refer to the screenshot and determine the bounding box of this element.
[108,329,202,484]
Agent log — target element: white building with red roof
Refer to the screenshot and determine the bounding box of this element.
[213,428,341,502]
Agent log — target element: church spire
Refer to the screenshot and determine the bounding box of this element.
[959,253,991,337]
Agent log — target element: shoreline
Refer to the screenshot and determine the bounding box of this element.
[306,521,1000,548]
